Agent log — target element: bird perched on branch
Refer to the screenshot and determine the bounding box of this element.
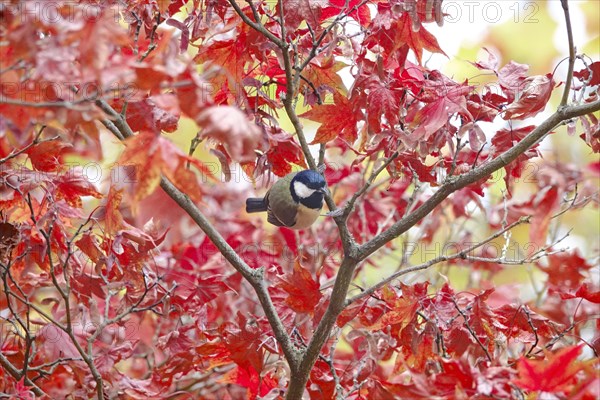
[246,170,329,229]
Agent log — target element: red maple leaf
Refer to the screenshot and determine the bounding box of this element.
[174,68,212,120]
[364,75,404,129]
[173,275,231,307]
[408,79,471,143]
[301,92,359,144]
[539,251,593,290]
[394,12,446,64]
[573,61,600,86]
[54,172,102,208]
[498,61,529,102]
[337,298,367,328]
[364,4,445,64]
[300,56,345,106]
[118,131,213,202]
[118,132,165,202]
[370,283,428,331]
[102,186,124,236]
[194,15,265,80]
[125,94,180,133]
[26,140,72,172]
[277,261,322,314]
[471,47,500,72]
[495,304,555,344]
[278,0,326,31]
[514,345,588,394]
[491,125,539,192]
[559,283,600,304]
[504,74,555,120]
[321,0,371,27]
[307,359,337,399]
[14,378,35,400]
[196,105,263,164]
[265,134,307,176]
[222,312,264,372]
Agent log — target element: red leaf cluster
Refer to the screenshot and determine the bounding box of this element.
[1,1,598,398]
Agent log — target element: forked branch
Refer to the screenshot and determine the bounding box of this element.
[97,98,301,372]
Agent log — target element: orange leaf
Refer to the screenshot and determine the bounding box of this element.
[119,131,214,206]
[75,232,104,263]
[167,162,203,203]
[119,131,164,202]
[104,186,124,235]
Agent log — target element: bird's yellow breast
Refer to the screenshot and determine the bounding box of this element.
[293,204,321,229]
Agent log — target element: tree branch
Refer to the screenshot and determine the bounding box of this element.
[285,98,600,400]
[103,7,599,395]
[339,151,399,220]
[0,352,46,397]
[95,98,301,372]
[227,0,284,47]
[286,256,359,400]
[559,0,576,107]
[357,99,600,261]
[157,177,301,370]
[346,216,532,305]
[0,126,56,164]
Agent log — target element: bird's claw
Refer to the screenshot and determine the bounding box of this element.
[325,208,344,218]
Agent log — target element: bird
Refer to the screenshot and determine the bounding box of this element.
[246,170,329,229]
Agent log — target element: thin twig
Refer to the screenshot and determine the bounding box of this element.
[341,152,399,219]
[0,96,94,108]
[451,298,493,362]
[346,216,532,305]
[559,0,576,107]
[0,126,54,164]
[523,306,539,356]
[227,0,284,46]
[357,99,600,261]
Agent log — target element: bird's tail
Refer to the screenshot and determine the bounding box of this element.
[246,198,268,213]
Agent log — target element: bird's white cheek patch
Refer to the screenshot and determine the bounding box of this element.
[294,181,316,198]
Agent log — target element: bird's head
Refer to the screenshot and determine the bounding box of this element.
[290,170,329,209]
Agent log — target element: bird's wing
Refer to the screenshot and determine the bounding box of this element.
[265,174,297,227]
[266,210,286,226]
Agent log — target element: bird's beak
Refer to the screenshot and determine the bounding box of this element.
[318,187,330,195]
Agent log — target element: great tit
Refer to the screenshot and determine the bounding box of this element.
[246,170,329,229]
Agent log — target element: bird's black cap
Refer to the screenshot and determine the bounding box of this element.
[293,170,326,189]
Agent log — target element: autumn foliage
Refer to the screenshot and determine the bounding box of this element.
[0,0,599,399]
